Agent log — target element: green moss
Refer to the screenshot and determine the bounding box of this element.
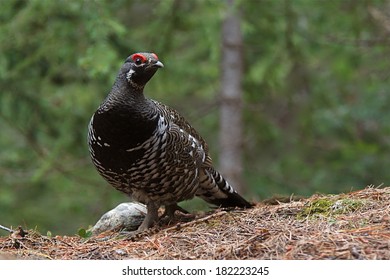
[331,199,365,214]
[298,197,365,219]
[298,198,334,218]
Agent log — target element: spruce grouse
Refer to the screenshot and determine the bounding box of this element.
[88,52,252,231]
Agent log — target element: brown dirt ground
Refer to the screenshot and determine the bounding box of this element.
[1,185,389,260]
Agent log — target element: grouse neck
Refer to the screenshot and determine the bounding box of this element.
[98,74,148,114]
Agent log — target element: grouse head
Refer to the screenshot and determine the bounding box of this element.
[123,52,164,89]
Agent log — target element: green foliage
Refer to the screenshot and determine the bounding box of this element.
[1,0,390,234]
[77,227,92,239]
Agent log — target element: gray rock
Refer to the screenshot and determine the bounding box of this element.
[90,202,146,235]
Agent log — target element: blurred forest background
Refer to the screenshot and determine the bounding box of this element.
[1,0,390,235]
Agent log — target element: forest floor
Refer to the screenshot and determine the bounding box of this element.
[0,186,389,260]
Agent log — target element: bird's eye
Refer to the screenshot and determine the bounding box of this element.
[132,54,147,66]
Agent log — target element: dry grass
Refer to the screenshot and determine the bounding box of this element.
[1,186,389,260]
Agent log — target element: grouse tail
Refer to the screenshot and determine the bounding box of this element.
[196,168,253,208]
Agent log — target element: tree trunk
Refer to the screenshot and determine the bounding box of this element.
[219,0,244,193]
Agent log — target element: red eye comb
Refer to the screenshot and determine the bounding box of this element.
[131,53,147,63]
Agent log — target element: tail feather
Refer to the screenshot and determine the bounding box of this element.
[196,168,253,208]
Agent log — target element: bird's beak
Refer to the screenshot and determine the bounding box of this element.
[153,61,164,68]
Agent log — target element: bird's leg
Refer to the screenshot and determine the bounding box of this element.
[119,202,159,240]
[138,202,159,231]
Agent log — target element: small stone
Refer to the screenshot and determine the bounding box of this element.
[90,202,146,235]
[115,249,127,256]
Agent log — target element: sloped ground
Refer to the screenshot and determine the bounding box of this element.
[1,186,389,260]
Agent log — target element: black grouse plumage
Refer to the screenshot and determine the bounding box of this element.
[88,52,252,231]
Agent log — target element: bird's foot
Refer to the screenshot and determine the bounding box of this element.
[159,204,196,226]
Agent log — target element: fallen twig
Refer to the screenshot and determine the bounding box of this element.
[163,210,228,232]
[0,225,14,233]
